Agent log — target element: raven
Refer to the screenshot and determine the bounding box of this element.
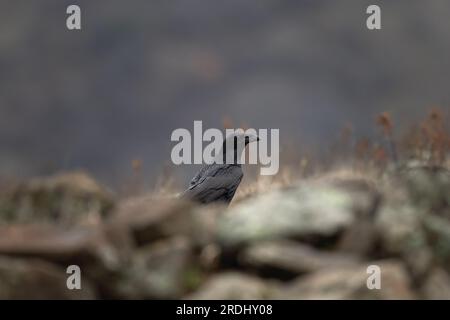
[181,132,259,204]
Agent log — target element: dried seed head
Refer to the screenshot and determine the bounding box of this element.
[376,112,393,136]
[222,116,233,129]
[131,158,142,172]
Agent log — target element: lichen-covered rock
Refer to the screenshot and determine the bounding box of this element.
[276,260,416,300]
[185,272,278,300]
[217,179,379,247]
[239,240,360,275]
[399,165,450,212]
[0,172,114,224]
[0,256,96,299]
[0,165,448,300]
[422,214,450,270]
[106,236,197,299]
[0,224,132,279]
[376,182,428,255]
[111,195,223,246]
[420,267,450,299]
[376,165,450,276]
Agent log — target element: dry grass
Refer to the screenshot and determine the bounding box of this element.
[120,108,449,201]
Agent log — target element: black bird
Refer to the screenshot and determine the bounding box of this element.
[181,133,259,204]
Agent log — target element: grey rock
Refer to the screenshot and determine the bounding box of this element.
[240,240,360,274]
[421,267,450,299]
[112,195,223,246]
[376,166,450,275]
[0,224,131,279]
[400,165,450,212]
[0,256,96,299]
[218,179,379,247]
[422,214,450,269]
[186,272,278,300]
[277,260,416,300]
[0,172,114,224]
[107,236,196,299]
[112,195,192,244]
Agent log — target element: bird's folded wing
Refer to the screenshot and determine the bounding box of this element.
[183,173,242,203]
[189,166,207,186]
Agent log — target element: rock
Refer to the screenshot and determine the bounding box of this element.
[276,260,416,300]
[0,256,96,299]
[401,248,434,281]
[112,195,222,246]
[111,196,191,245]
[199,243,222,270]
[106,236,196,299]
[421,267,450,299]
[0,165,447,300]
[376,166,450,276]
[329,178,381,255]
[186,272,278,300]
[376,172,431,275]
[400,165,450,212]
[239,240,360,275]
[376,195,425,255]
[217,179,379,247]
[0,224,132,279]
[0,172,114,224]
[112,196,190,244]
[422,214,450,269]
[337,218,378,256]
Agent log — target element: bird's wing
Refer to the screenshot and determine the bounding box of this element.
[183,165,243,203]
[189,166,208,186]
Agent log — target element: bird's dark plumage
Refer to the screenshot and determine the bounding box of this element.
[182,164,243,204]
[181,132,258,205]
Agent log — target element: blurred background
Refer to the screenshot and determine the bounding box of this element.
[1,0,449,188]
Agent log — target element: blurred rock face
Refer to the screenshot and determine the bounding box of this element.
[0,172,113,224]
[0,256,97,300]
[217,178,380,247]
[0,164,449,299]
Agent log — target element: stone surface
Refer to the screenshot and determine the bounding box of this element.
[0,172,113,224]
[422,214,450,269]
[217,179,379,247]
[240,240,360,274]
[400,165,450,212]
[0,256,96,299]
[421,267,450,299]
[186,272,278,300]
[0,224,131,279]
[0,165,448,299]
[106,236,196,299]
[276,260,416,300]
[111,195,223,246]
[376,165,450,276]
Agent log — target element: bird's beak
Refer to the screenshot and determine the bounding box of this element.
[248,135,259,143]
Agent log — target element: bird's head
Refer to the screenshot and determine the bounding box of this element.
[223,132,259,151]
[244,133,260,146]
[219,131,259,164]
